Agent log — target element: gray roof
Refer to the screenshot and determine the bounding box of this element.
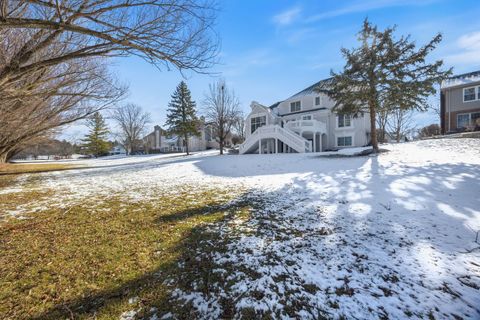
[286,77,333,100]
[268,101,281,109]
[269,77,333,109]
[441,70,480,89]
[448,70,480,80]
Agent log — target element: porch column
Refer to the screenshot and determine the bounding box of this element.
[275,139,278,153]
[259,139,261,154]
[319,135,322,152]
[313,133,316,152]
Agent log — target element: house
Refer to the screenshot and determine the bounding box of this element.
[239,78,371,154]
[440,70,480,134]
[143,118,224,153]
[110,143,126,155]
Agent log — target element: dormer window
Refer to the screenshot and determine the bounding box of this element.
[315,96,320,106]
[290,101,301,112]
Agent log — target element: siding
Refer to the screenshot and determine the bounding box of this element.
[443,83,480,132]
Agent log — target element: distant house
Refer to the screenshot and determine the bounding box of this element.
[440,70,480,134]
[110,143,126,155]
[239,78,371,154]
[143,118,227,153]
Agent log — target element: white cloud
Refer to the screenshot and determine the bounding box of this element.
[272,6,301,26]
[458,31,480,51]
[444,31,480,66]
[306,0,438,22]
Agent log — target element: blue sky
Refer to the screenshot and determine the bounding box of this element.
[65,0,480,141]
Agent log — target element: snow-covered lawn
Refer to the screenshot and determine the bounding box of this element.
[1,139,479,319]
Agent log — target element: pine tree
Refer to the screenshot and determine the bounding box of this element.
[82,112,111,157]
[326,19,451,152]
[165,81,199,155]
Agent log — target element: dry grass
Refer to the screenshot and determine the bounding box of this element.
[0,163,81,175]
[0,181,253,319]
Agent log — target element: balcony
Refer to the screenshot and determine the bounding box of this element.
[284,119,326,133]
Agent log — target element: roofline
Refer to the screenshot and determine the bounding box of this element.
[278,107,327,116]
[285,77,334,101]
[441,78,480,91]
[441,70,480,90]
[447,70,480,80]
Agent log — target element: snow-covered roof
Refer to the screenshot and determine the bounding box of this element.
[441,70,480,89]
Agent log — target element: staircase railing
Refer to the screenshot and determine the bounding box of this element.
[239,125,312,154]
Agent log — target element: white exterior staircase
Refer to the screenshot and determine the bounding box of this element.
[239,125,312,154]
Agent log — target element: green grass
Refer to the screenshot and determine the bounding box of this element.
[0,180,253,319]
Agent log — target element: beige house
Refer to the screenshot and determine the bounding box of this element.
[143,120,223,153]
[440,70,480,134]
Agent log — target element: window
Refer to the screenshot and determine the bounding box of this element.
[315,96,320,106]
[338,114,351,127]
[457,112,480,129]
[302,115,312,120]
[251,115,266,133]
[472,112,480,124]
[464,87,476,102]
[290,101,301,112]
[457,114,470,128]
[337,136,353,147]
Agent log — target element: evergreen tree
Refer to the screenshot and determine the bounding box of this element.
[82,112,111,157]
[165,81,199,155]
[326,19,451,152]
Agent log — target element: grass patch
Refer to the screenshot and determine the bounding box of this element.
[0,185,254,319]
[0,163,81,175]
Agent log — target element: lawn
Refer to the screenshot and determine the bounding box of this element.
[0,163,81,175]
[0,139,479,319]
[0,180,254,319]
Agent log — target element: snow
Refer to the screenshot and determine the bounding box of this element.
[3,139,480,318]
[441,75,480,89]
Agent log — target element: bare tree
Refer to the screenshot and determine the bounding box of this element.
[0,0,217,162]
[387,108,415,142]
[233,111,246,143]
[111,104,151,155]
[376,107,390,143]
[203,80,240,155]
[0,0,219,86]
[0,53,126,162]
[418,123,441,138]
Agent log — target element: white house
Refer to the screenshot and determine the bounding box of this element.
[143,118,229,153]
[239,78,371,154]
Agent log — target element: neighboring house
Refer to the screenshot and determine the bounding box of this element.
[239,78,371,154]
[440,70,480,134]
[110,144,126,155]
[143,119,225,153]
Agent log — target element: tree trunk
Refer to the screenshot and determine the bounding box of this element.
[0,152,8,164]
[185,134,189,155]
[0,146,15,164]
[369,103,379,152]
[219,139,224,155]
